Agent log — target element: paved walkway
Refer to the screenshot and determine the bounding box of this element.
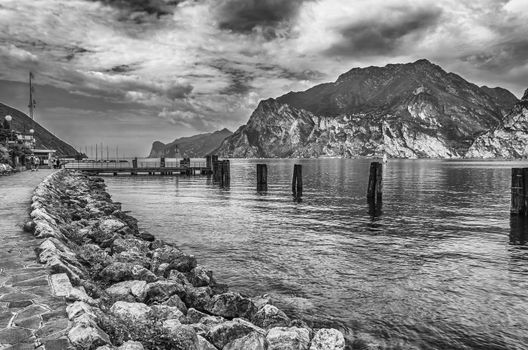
[0,170,70,350]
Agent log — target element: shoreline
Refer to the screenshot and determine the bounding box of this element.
[29,170,349,349]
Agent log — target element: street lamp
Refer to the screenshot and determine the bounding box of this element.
[4,115,12,130]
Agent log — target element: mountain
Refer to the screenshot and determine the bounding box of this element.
[148,128,232,158]
[0,102,78,156]
[466,89,528,158]
[217,59,518,158]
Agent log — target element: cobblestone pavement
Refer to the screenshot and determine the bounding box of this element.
[0,170,71,350]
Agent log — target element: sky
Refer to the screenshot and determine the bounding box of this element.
[0,0,527,156]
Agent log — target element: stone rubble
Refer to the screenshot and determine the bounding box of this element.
[28,170,348,349]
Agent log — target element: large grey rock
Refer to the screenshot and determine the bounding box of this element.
[118,340,145,350]
[67,301,95,320]
[89,217,126,245]
[185,286,213,311]
[187,266,214,287]
[145,280,186,303]
[110,301,151,322]
[105,280,147,302]
[197,335,217,350]
[68,324,111,350]
[205,318,265,349]
[224,331,269,350]
[78,244,114,273]
[252,294,272,310]
[309,329,345,350]
[151,305,185,321]
[163,324,200,350]
[114,249,151,269]
[267,327,310,350]
[151,246,197,273]
[206,292,257,319]
[112,238,150,254]
[186,308,209,324]
[162,294,188,314]
[252,304,291,329]
[99,262,157,283]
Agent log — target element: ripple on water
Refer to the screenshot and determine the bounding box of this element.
[105,159,528,350]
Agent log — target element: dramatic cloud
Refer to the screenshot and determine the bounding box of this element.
[0,0,526,154]
[326,6,443,57]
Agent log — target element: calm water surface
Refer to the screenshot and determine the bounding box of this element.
[105,159,528,350]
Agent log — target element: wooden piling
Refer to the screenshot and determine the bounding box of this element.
[206,155,212,172]
[132,157,138,176]
[367,162,382,201]
[292,164,302,196]
[257,164,268,191]
[511,168,526,215]
[221,160,230,186]
[160,157,165,168]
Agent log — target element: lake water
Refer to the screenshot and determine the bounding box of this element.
[104,159,528,350]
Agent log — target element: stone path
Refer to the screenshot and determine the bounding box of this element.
[0,170,70,350]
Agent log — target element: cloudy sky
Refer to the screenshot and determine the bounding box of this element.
[0,0,527,155]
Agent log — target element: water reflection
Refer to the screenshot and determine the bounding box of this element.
[510,215,528,245]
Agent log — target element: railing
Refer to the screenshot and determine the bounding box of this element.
[64,159,207,170]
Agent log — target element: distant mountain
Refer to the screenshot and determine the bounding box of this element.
[466,88,528,158]
[0,102,78,156]
[148,128,232,158]
[217,59,518,158]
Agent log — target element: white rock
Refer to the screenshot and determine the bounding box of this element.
[118,340,144,350]
[110,301,151,322]
[267,327,310,350]
[309,329,345,350]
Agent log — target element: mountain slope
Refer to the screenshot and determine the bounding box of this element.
[466,89,528,158]
[148,128,232,158]
[217,59,518,158]
[0,102,78,156]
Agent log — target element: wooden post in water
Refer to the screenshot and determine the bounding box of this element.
[257,164,268,191]
[292,164,302,197]
[511,168,526,215]
[367,162,382,201]
[206,155,212,173]
[221,160,230,187]
[132,157,138,176]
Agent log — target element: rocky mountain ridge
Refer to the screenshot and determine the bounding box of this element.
[149,128,232,158]
[216,59,519,158]
[466,89,528,158]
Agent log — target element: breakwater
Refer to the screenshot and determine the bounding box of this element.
[29,170,347,350]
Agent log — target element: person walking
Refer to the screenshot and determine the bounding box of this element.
[33,156,40,171]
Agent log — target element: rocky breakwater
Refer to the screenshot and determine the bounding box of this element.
[28,170,347,350]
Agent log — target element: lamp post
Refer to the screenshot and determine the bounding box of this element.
[4,115,12,130]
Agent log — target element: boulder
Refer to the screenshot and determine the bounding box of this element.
[112,238,150,255]
[309,329,345,350]
[67,301,95,320]
[99,263,157,283]
[110,301,151,322]
[151,246,197,273]
[205,318,265,349]
[145,280,186,303]
[197,335,217,350]
[118,340,145,350]
[105,280,147,302]
[206,292,257,319]
[267,327,310,350]
[114,250,151,269]
[252,294,272,310]
[162,294,188,314]
[187,266,214,287]
[88,217,126,246]
[186,308,210,324]
[78,244,114,273]
[151,305,185,321]
[185,286,213,311]
[163,324,200,350]
[68,324,111,350]
[253,304,290,329]
[224,331,269,350]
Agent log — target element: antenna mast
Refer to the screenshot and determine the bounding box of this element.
[28,72,36,120]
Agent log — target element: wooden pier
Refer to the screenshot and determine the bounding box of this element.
[65,157,214,176]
